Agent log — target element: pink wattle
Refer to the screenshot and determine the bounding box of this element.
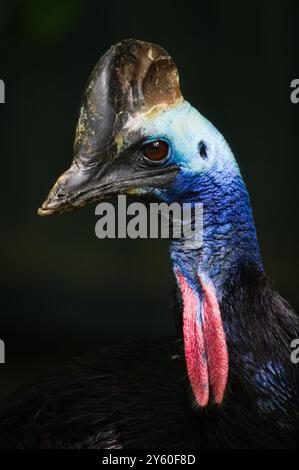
[176,270,229,407]
[199,275,229,404]
[176,271,209,406]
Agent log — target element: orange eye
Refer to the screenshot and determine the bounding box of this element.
[143,140,169,162]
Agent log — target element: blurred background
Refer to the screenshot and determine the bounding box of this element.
[0,0,298,395]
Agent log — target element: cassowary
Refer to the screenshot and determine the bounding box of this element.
[1,39,298,449]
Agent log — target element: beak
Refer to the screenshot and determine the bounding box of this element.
[38,158,179,216]
[38,160,104,216]
[38,39,182,216]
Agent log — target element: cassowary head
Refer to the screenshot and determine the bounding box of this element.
[39,40,262,409]
[38,39,238,215]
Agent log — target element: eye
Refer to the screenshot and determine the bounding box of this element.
[143,140,169,162]
[198,141,208,160]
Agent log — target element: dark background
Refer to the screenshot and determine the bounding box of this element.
[0,0,298,395]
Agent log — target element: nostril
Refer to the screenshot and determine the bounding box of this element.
[198,141,208,160]
[57,192,65,198]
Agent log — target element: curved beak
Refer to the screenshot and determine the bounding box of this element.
[38,160,102,216]
[38,158,179,216]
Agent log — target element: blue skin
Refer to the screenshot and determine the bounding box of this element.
[136,102,263,295]
[133,102,295,417]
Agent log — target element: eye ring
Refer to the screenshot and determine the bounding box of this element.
[142,140,170,163]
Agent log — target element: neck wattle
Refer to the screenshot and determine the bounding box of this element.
[168,173,263,407]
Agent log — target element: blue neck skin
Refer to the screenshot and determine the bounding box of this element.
[159,169,263,298]
[141,104,296,416]
[141,101,263,298]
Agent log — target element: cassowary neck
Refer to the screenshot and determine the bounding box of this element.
[166,169,265,406]
[169,171,263,296]
[168,169,298,424]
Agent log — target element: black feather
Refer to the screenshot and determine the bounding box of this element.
[0,265,298,449]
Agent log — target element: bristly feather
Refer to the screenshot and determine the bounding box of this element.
[0,265,297,448]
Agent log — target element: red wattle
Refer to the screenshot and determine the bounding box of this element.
[176,271,209,406]
[176,270,229,407]
[199,276,229,404]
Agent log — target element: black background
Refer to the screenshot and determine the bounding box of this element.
[0,0,298,395]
